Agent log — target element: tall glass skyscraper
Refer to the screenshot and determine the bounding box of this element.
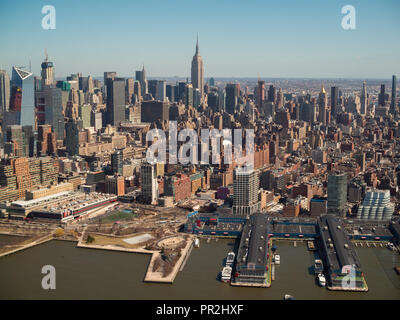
[7,67,35,128]
[391,75,397,114]
[327,172,348,217]
[0,70,10,116]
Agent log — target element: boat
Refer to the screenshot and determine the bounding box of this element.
[221,266,232,282]
[194,238,200,248]
[273,254,280,264]
[226,251,235,267]
[284,294,295,300]
[314,259,323,274]
[271,244,277,252]
[307,241,315,251]
[394,266,400,275]
[387,242,395,251]
[317,273,326,287]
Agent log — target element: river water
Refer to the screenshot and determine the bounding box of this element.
[0,235,399,300]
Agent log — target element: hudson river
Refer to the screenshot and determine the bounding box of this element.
[0,235,399,299]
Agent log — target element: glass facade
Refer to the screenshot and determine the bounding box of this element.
[10,67,35,128]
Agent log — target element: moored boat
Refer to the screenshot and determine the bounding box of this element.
[317,273,326,287]
[226,251,235,267]
[314,259,323,274]
[221,266,232,282]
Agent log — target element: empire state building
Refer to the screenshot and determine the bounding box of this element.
[191,37,204,98]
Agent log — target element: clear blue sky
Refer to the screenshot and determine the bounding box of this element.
[0,0,399,78]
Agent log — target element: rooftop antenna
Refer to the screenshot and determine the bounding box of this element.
[45,48,48,62]
[29,56,32,72]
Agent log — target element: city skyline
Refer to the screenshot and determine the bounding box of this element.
[1,0,399,78]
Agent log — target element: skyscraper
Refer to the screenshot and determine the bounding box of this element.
[256,80,265,107]
[156,80,166,102]
[391,75,397,114]
[41,52,54,87]
[6,67,35,128]
[106,77,125,126]
[43,87,65,140]
[0,70,10,116]
[65,119,82,156]
[135,66,148,97]
[191,37,204,98]
[140,162,158,205]
[330,86,339,121]
[327,172,347,217]
[111,150,123,175]
[318,85,327,125]
[267,85,276,103]
[103,72,116,98]
[225,83,240,115]
[232,168,260,215]
[378,84,386,106]
[360,81,367,115]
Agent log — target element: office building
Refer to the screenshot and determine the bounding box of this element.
[330,86,339,121]
[356,190,394,221]
[135,66,148,97]
[111,150,123,175]
[225,83,240,115]
[0,70,10,115]
[378,84,387,106]
[106,77,125,126]
[391,75,397,114]
[141,100,169,123]
[140,162,158,205]
[6,67,35,128]
[156,80,166,102]
[65,119,82,156]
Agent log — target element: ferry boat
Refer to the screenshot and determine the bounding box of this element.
[317,273,326,287]
[273,254,280,264]
[314,259,323,274]
[194,238,200,248]
[221,266,232,282]
[226,251,235,267]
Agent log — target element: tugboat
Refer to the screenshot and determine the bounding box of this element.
[194,238,200,248]
[221,266,232,282]
[226,251,235,267]
[271,244,278,252]
[284,294,295,300]
[317,273,326,287]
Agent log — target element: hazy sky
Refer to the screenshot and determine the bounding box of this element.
[0,0,399,79]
